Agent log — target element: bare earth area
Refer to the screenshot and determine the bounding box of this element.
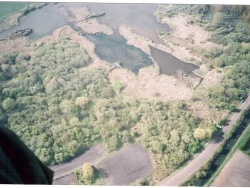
[97,143,153,185]
[109,66,194,101]
[211,150,250,187]
[59,5,113,35]
[50,144,105,184]
[53,173,78,185]
[0,37,30,53]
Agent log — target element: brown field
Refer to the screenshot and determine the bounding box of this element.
[97,143,153,185]
[53,173,78,185]
[211,150,250,187]
[50,144,105,178]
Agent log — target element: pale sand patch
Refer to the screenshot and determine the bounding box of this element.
[59,5,113,35]
[159,13,222,62]
[162,14,210,46]
[109,66,194,101]
[119,25,153,55]
[76,19,114,35]
[0,37,30,53]
[59,6,89,22]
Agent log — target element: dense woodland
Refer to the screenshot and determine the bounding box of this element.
[156,4,250,184]
[0,4,249,183]
[156,5,250,110]
[203,5,250,110]
[0,37,214,181]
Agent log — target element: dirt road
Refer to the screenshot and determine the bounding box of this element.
[50,144,105,179]
[159,95,250,186]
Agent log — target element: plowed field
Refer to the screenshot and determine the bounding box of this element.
[212,150,250,187]
[97,143,153,185]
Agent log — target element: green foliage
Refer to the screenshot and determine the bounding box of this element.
[2,97,15,110]
[82,163,95,183]
[204,10,250,110]
[112,81,124,94]
[0,36,212,183]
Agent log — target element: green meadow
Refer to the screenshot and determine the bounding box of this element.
[0,2,31,19]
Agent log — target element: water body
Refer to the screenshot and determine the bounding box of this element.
[0,4,69,40]
[84,3,171,43]
[150,46,198,76]
[87,33,153,73]
[0,3,199,76]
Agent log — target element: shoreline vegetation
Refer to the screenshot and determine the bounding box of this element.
[0,3,249,185]
[0,3,48,33]
[58,6,114,35]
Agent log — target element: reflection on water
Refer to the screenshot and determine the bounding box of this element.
[0,4,69,40]
[150,46,198,76]
[0,3,199,76]
[87,33,154,73]
[85,3,171,43]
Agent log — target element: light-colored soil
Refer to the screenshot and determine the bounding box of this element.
[59,6,89,22]
[76,19,113,35]
[119,24,153,55]
[0,37,30,53]
[50,144,105,177]
[109,66,194,101]
[59,6,113,35]
[211,150,250,187]
[97,143,153,185]
[53,173,78,185]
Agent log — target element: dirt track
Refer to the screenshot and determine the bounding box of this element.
[53,173,78,185]
[50,144,105,179]
[159,94,250,186]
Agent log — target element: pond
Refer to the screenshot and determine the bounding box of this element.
[84,3,171,43]
[150,46,199,76]
[0,4,69,40]
[87,33,154,73]
[0,3,199,76]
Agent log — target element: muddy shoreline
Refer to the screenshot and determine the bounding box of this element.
[0,3,48,34]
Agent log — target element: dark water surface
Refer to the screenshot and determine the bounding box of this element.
[150,46,198,76]
[0,3,199,75]
[84,3,171,43]
[87,33,154,73]
[0,4,69,40]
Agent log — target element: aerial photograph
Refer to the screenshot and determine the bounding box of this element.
[0,0,249,186]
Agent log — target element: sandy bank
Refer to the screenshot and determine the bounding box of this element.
[109,66,194,101]
[0,37,30,53]
[59,5,113,35]
[118,25,153,55]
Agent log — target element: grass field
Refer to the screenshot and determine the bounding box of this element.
[97,143,153,185]
[0,2,31,19]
